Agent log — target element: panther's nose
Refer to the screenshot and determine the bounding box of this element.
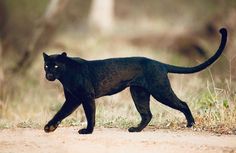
[46,73,55,81]
[47,73,53,78]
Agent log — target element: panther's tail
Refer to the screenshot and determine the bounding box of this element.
[165,28,227,74]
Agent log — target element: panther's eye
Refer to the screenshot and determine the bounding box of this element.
[54,65,59,69]
[45,65,48,69]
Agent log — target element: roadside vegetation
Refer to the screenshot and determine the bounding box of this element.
[1,34,235,135]
[0,0,235,135]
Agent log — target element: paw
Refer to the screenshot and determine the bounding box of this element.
[187,122,195,128]
[128,127,142,132]
[44,121,60,133]
[78,128,93,134]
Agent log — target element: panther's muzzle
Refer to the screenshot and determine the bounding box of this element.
[46,73,56,81]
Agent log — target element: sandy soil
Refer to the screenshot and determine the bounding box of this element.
[0,127,236,153]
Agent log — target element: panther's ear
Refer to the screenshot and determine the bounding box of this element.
[43,52,49,61]
[58,52,67,62]
[61,52,67,57]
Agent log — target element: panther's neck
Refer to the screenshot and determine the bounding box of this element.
[57,59,87,87]
[57,59,76,84]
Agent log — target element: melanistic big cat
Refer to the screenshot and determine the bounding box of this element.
[43,28,227,134]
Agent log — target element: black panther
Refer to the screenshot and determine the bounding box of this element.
[43,28,227,134]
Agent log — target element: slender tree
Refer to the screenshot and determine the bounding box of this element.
[13,0,70,74]
[89,0,114,33]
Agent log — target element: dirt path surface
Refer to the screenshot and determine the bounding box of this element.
[0,127,236,153]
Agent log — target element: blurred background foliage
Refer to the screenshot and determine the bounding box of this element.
[0,0,235,133]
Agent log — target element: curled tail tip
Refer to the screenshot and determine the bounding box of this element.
[219,28,227,35]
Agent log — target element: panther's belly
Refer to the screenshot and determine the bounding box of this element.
[94,75,148,98]
[95,80,130,98]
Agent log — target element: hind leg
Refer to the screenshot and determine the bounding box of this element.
[151,79,195,127]
[129,86,152,132]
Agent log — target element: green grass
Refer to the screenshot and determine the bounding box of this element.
[1,32,236,135]
[1,74,235,134]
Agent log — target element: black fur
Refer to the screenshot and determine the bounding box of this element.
[43,28,227,134]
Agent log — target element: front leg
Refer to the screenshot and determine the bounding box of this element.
[78,98,96,134]
[44,100,81,133]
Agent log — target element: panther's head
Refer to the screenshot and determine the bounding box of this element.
[43,52,67,81]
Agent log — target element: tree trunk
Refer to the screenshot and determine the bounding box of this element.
[0,1,5,106]
[13,0,70,74]
[0,38,3,87]
[89,0,114,33]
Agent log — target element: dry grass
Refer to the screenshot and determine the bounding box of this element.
[0,32,236,135]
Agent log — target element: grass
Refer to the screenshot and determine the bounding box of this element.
[0,31,236,135]
[1,69,235,134]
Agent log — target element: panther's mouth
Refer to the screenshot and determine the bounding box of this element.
[46,73,56,81]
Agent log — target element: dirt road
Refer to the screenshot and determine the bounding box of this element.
[0,127,236,153]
